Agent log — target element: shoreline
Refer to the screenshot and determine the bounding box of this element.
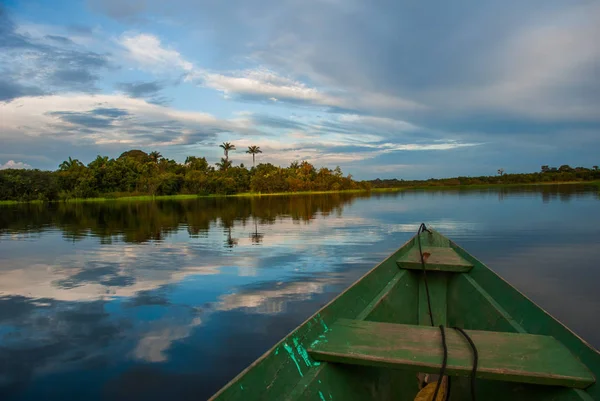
[1,180,598,205]
[371,180,600,192]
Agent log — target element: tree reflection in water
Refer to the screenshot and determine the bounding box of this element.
[0,192,372,245]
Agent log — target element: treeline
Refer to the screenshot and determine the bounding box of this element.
[2,154,598,202]
[370,165,600,189]
[0,149,368,202]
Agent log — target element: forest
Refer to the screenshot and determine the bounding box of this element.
[0,146,367,201]
[369,165,600,189]
[0,143,598,202]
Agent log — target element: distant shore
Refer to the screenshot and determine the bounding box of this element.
[1,180,598,205]
[370,180,600,192]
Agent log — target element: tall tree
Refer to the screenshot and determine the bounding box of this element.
[185,156,210,171]
[89,155,109,168]
[497,168,505,176]
[246,145,262,167]
[149,151,162,164]
[220,142,236,162]
[59,157,83,171]
[558,165,573,172]
[216,158,232,171]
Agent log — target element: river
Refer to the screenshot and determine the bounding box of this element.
[0,184,599,400]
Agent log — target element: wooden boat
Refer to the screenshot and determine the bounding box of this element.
[210,226,599,400]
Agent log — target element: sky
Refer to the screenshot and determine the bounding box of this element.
[0,0,599,179]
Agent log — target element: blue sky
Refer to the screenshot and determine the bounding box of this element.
[0,0,599,179]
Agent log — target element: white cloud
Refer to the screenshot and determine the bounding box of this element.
[0,160,32,170]
[1,94,251,147]
[119,32,194,72]
[1,92,473,170]
[337,114,419,131]
[229,133,478,168]
[115,31,424,113]
[189,68,425,112]
[194,68,340,106]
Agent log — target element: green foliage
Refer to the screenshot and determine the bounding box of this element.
[0,149,363,201]
[4,152,597,202]
[370,166,600,189]
[215,157,232,171]
[118,149,150,163]
[0,169,59,201]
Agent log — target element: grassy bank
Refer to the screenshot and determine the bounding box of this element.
[0,189,368,205]
[63,194,202,203]
[2,180,598,205]
[229,189,368,198]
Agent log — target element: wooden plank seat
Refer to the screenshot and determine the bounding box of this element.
[396,246,473,272]
[307,319,595,389]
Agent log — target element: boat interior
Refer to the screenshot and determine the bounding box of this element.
[211,229,598,401]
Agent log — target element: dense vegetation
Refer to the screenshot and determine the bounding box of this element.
[0,148,368,202]
[369,165,600,189]
[1,145,598,203]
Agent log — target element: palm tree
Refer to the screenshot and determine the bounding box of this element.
[216,157,232,171]
[59,157,83,171]
[246,145,262,167]
[91,155,109,168]
[149,151,162,163]
[219,142,236,162]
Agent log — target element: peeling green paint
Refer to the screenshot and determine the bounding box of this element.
[311,334,328,348]
[293,337,313,367]
[283,342,303,377]
[318,391,327,401]
[320,318,329,333]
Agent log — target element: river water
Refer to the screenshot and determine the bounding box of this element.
[1,185,599,400]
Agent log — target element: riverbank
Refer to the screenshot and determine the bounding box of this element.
[0,189,369,205]
[1,180,598,205]
[371,180,600,192]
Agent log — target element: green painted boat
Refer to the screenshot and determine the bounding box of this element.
[210,226,599,400]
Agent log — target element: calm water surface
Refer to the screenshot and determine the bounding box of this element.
[1,185,599,400]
